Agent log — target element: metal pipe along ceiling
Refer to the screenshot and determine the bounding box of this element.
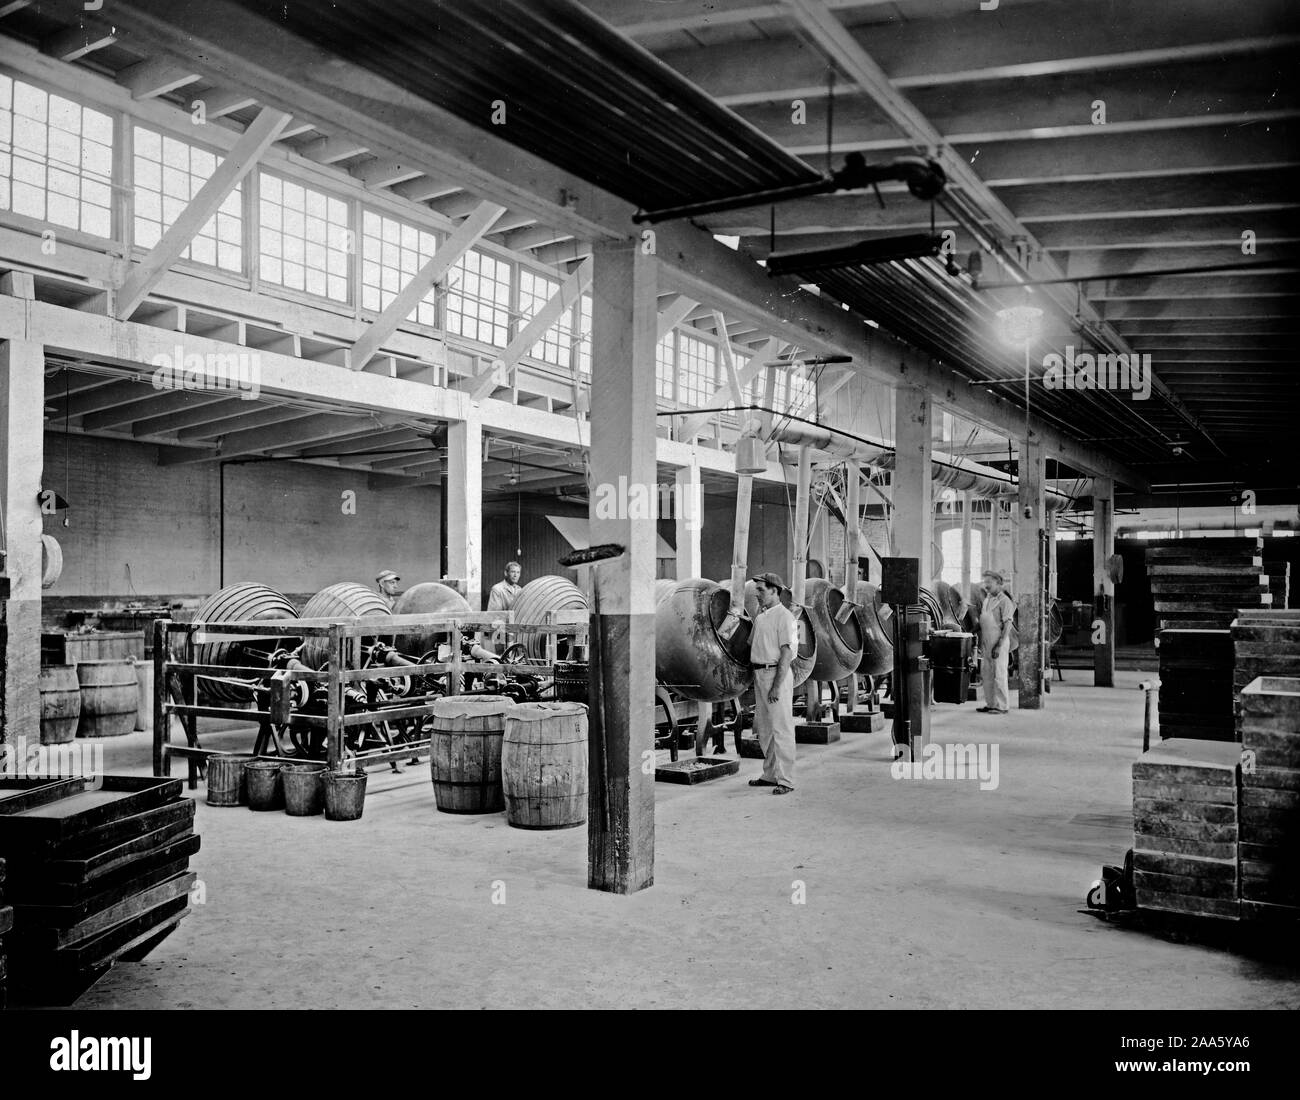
[769,422,1072,512]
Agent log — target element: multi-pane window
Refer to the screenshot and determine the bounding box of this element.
[656,335,675,400]
[676,332,717,407]
[361,210,438,324]
[576,293,592,376]
[258,172,350,302]
[446,248,512,348]
[514,270,572,369]
[0,75,112,236]
[773,364,815,411]
[133,127,242,271]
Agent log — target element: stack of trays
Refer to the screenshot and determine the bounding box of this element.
[1157,629,1234,742]
[1146,537,1270,631]
[1231,610,1300,736]
[1239,677,1300,922]
[1263,561,1291,612]
[0,857,9,1009]
[0,776,199,1005]
[1132,739,1241,920]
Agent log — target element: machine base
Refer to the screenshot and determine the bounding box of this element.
[795,722,842,744]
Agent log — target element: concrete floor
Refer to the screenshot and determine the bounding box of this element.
[63,670,1299,1009]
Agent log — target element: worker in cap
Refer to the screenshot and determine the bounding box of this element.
[746,572,798,795]
[376,569,400,609]
[977,569,1016,714]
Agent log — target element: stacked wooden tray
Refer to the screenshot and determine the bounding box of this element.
[1239,677,1300,922]
[0,857,9,1009]
[1231,610,1300,733]
[1132,739,1241,920]
[1263,561,1291,612]
[1146,537,1270,631]
[1156,629,1234,742]
[0,775,198,1005]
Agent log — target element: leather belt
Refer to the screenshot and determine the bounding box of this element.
[751,663,779,669]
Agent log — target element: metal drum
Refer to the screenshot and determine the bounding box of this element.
[191,583,300,703]
[654,578,753,702]
[299,582,393,669]
[852,581,894,677]
[392,582,471,657]
[804,577,864,684]
[510,575,587,660]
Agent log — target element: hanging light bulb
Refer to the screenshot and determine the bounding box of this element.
[994,304,1043,348]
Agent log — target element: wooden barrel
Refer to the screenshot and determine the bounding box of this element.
[191,583,300,703]
[429,695,512,814]
[206,753,250,806]
[502,701,588,830]
[39,665,80,746]
[510,575,587,659]
[299,582,393,669]
[76,659,138,738]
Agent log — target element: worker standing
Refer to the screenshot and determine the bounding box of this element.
[977,569,1016,714]
[747,572,797,796]
[375,569,400,609]
[487,561,523,612]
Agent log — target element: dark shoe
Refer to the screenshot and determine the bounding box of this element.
[976,706,993,713]
[772,785,794,796]
[749,778,777,787]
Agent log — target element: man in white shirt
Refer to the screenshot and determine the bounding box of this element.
[977,570,1017,714]
[747,572,797,795]
[487,562,523,612]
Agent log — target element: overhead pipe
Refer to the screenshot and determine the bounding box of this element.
[843,459,861,596]
[791,445,813,606]
[766,420,1073,512]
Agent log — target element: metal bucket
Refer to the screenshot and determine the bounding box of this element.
[282,762,327,816]
[245,759,286,811]
[323,769,368,821]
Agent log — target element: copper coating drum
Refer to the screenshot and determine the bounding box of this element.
[392,582,472,657]
[654,578,754,702]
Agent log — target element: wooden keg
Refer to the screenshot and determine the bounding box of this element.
[38,665,80,745]
[429,695,512,814]
[76,659,138,738]
[510,576,587,659]
[501,701,588,830]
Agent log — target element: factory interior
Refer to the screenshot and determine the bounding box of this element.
[0,0,1297,1017]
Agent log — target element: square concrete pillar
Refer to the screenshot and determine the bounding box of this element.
[587,242,658,894]
[1,339,45,759]
[892,385,933,583]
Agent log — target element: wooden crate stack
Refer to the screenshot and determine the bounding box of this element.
[0,857,9,1009]
[1156,629,1234,742]
[1232,610,1300,731]
[1238,676,1300,921]
[1263,560,1291,611]
[1132,739,1241,920]
[1146,537,1271,631]
[0,776,198,1005]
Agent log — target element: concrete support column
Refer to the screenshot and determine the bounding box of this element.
[1,339,45,760]
[960,491,973,597]
[446,409,482,610]
[1016,436,1045,709]
[587,242,657,894]
[674,456,702,581]
[1092,476,1116,687]
[893,386,933,582]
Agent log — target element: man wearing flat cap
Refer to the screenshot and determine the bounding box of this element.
[747,572,798,795]
[977,569,1016,714]
[376,569,400,610]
